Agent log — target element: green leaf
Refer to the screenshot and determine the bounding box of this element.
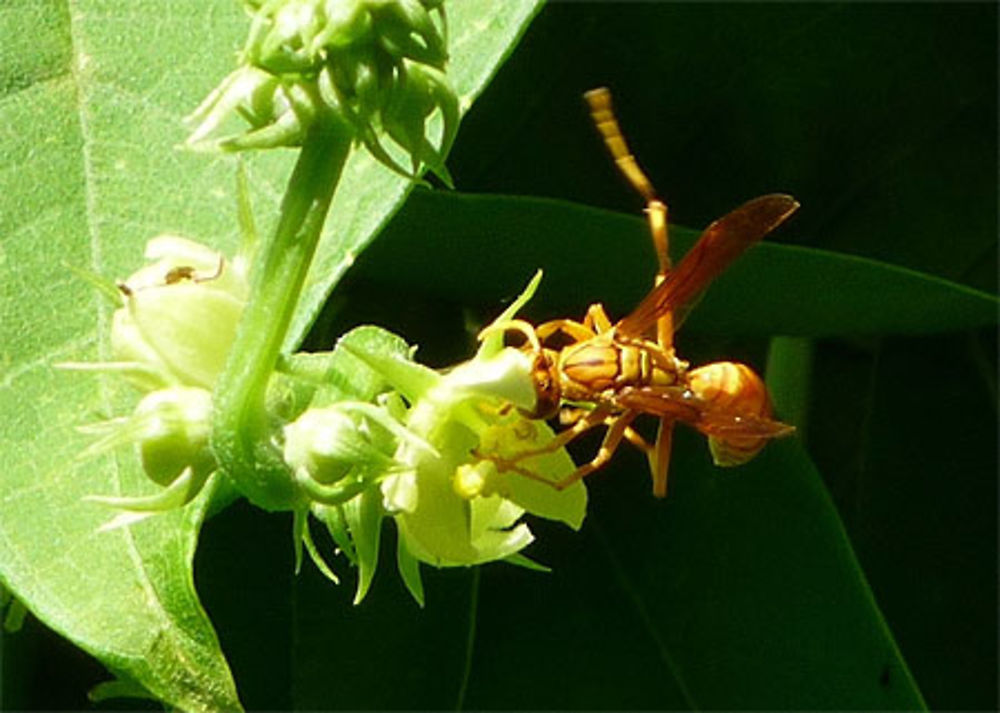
[421,5,996,707]
[353,191,998,336]
[0,0,543,708]
[807,331,998,710]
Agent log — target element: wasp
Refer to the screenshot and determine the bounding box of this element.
[480,87,799,497]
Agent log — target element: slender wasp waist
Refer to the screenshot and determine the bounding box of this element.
[558,332,686,400]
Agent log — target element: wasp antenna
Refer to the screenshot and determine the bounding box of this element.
[584,87,658,204]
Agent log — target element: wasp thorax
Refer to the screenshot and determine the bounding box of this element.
[688,361,773,467]
[560,341,619,393]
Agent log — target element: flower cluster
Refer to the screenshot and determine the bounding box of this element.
[341,293,587,569]
[186,0,457,184]
[63,0,585,605]
[67,235,584,601]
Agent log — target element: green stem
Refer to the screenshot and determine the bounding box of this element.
[212,117,353,511]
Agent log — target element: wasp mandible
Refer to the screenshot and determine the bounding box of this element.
[479,87,799,498]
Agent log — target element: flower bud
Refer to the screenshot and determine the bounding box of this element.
[110,236,247,391]
[132,387,215,486]
[378,60,457,182]
[283,406,392,486]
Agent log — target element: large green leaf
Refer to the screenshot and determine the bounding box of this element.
[808,331,997,711]
[446,3,997,295]
[353,191,998,336]
[0,0,542,709]
[224,4,991,711]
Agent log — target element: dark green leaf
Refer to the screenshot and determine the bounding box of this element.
[356,191,998,336]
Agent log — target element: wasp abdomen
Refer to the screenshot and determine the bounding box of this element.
[688,361,773,466]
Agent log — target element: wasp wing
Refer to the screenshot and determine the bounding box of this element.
[616,194,799,338]
[615,386,796,438]
[611,385,704,422]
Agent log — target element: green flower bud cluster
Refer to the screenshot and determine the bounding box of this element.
[273,277,586,601]
[186,0,457,184]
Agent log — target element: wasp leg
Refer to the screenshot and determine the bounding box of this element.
[584,88,673,347]
[475,403,614,481]
[539,302,613,341]
[548,410,640,490]
[558,405,588,426]
[484,406,651,492]
[650,418,675,498]
[564,407,654,460]
[485,410,641,491]
[583,303,614,334]
[647,200,671,280]
[508,404,613,460]
[623,425,652,451]
[648,200,675,350]
[536,318,596,343]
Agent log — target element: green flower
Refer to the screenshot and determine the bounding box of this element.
[283,399,436,500]
[343,272,587,570]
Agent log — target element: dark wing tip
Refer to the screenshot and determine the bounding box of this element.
[745,193,800,229]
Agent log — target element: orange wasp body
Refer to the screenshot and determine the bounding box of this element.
[484,88,799,497]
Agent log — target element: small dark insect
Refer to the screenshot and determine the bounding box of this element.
[118,256,226,296]
[164,256,225,285]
